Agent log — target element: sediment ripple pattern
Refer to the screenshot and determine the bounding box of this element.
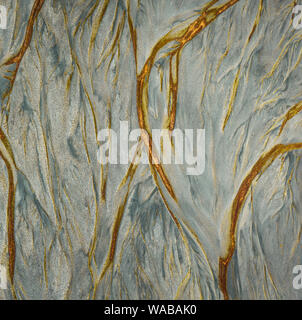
[0,0,301,299]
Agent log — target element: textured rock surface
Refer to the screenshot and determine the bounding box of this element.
[0,0,302,299]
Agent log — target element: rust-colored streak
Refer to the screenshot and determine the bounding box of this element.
[0,148,15,285]
[168,51,180,131]
[219,143,302,299]
[0,127,17,298]
[135,0,240,202]
[109,200,129,262]
[3,0,45,100]
[88,0,110,65]
[5,0,45,66]
[136,73,177,201]
[178,0,239,47]
[0,128,16,167]
[278,101,302,136]
[93,164,138,299]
